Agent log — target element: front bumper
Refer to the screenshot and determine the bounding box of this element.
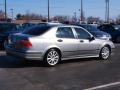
[6,45,44,60]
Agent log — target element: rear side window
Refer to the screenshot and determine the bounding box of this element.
[56,27,75,38]
[23,26,51,35]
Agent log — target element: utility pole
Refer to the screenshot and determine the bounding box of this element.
[10,9,13,20]
[81,0,83,22]
[74,12,77,23]
[105,0,110,23]
[5,0,7,21]
[107,0,110,23]
[48,0,50,22]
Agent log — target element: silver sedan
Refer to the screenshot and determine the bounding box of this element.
[5,25,115,66]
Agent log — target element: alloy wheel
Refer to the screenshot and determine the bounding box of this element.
[45,49,60,66]
[100,46,110,60]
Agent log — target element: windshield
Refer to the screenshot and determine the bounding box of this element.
[92,31,105,37]
[80,25,100,32]
[113,25,120,30]
[22,26,51,35]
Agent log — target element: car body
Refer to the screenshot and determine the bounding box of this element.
[0,22,21,49]
[77,24,111,40]
[5,25,115,66]
[98,24,120,43]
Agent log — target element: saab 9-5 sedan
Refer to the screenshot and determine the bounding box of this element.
[5,24,115,66]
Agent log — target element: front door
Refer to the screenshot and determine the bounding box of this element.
[74,27,100,56]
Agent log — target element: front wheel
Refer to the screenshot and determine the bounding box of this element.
[44,49,60,66]
[99,46,111,60]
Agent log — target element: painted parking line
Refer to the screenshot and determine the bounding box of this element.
[84,81,120,90]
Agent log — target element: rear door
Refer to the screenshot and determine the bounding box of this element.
[74,27,100,56]
[55,27,79,58]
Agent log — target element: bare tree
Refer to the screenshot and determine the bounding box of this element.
[16,13,44,20]
[53,15,69,23]
[0,10,5,19]
[87,16,102,24]
[116,15,120,24]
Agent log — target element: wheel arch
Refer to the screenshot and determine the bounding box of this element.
[43,46,62,59]
[103,44,111,52]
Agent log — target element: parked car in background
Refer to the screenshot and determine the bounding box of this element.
[0,22,21,49]
[5,25,115,66]
[21,22,63,29]
[98,24,120,43]
[77,24,111,40]
[22,23,36,29]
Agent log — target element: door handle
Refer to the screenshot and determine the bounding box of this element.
[80,40,84,43]
[57,39,63,42]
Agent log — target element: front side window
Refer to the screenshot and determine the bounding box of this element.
[56,27,74,38]
[75,28,91,39]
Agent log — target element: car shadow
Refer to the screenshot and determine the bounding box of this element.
[60,58,98,64]
[0,55,98,68]
[0,55,46,68]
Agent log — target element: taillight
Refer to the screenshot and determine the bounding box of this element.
[20,40,32,47]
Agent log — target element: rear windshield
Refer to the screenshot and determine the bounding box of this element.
[0,24,18,31]
[22,26,51,35]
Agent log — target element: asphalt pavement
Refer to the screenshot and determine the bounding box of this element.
[0,44,120,90]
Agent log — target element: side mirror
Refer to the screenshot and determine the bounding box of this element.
[89,36,95,41]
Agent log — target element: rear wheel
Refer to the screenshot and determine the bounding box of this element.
[99,46,111,60]
[44,49,60,66]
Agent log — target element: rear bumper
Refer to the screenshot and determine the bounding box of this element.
[6,45,44,60]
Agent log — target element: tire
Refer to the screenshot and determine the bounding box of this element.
[116,36,120,43]
[99,46,111,60]
[44,49,60,66]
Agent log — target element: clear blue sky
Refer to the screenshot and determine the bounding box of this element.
[0,0,120,20]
